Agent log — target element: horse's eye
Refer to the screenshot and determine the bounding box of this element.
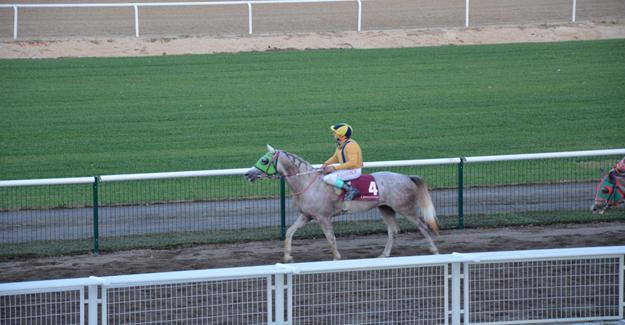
[601,187,612,194]
[261,158,269,165]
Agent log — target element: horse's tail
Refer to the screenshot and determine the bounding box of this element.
[410,176,439,234]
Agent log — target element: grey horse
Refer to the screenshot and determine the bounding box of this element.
[245,145,439,262]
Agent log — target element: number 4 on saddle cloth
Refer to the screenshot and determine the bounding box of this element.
[338,174,380,201]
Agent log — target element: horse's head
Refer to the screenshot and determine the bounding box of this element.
[591,173,624,214]
[245,145,280,182]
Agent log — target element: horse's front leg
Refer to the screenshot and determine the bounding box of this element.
[283,214,311,263]
[318,217,341,260]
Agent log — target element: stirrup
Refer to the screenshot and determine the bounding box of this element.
[344,188,360,201]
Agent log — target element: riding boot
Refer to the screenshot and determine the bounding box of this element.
[342,183,360,201]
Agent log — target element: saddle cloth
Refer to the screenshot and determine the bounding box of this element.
[339,174,380,201]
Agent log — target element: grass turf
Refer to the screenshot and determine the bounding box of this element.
[1,39,624,180]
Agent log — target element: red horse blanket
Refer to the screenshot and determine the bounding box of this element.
[339,174,380,201]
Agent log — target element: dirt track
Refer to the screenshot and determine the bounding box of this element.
[1,220,624,282]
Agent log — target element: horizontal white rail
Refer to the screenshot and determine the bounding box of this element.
[0,176,95,187]
[0,0,356,8]
[101,264,283,287]
[0,277,100,294]
[278,245,625,274]
[464,148,625,163]
[365,157,462,168]
[1,148,623,187]
[99,167,250,182]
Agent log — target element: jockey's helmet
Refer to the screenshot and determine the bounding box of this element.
[330,123,352,138]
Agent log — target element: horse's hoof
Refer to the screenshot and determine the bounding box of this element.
[378,254,389,258]
[283,256,294,263]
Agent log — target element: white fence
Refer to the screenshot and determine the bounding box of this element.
[2,148,623,187]
[1,246,624,324]
[0,0,582,40]
[1,147,624,254]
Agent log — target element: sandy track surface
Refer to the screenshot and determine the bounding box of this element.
[1,21,625,59]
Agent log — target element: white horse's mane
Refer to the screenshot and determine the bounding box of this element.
[282,151,315,172]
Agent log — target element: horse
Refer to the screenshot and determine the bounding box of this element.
[591,171,625,214]
[244,145,439,262]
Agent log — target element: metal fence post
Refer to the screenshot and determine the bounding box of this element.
[13,6,18,39]
[451,262,462,325]
[92,176,100,255]
[88,284,99,325]
[248,2,253,34]
[134,5,139,37]
[465,0,470,27]
[457,158,465,229]
[280,177,286,240]
[275,273,286,324]
[356,0,362,32]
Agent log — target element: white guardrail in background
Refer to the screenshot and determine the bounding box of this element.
[0,0,581,40]
[1,148,624,187]
[0,246,624,324]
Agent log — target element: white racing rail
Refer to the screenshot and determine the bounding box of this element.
[0,0,582,40]
[1,245,624,324]
[1,148,623,187]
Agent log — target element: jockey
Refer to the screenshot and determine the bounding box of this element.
[322,123,363,201]
[611,157,625,177]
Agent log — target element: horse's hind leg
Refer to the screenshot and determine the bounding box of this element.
[284,214,311,263]
[378,206,400,258]
[318,217,342,260]
[401,213,439,255]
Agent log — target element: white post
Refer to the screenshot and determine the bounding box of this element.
[357,0,362,32]
[463,262,471,324]
[571,0,576,22]
[88,285,98,325]
[451,262,462,325]
[101,288,108,325]
[465,0,470,27]
[286,274,293,324]
[266,275,273,324]
[248,2,253,34]
[275,274,285,324]
[13,5,18,39]
[134,5,139,37]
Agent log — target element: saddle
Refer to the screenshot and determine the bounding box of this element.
[338,174,380,201]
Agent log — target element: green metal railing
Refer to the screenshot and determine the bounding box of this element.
[1,148,623,257]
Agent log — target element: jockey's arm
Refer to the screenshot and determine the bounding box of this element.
[323,152,339,166]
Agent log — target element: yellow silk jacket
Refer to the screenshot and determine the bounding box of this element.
[324,139,363,170]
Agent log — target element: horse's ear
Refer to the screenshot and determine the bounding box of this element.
[266,144,276,153]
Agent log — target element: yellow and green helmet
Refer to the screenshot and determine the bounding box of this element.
[330,123,353,138]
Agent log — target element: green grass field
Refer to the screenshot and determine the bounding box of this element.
[1,39,624,181]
